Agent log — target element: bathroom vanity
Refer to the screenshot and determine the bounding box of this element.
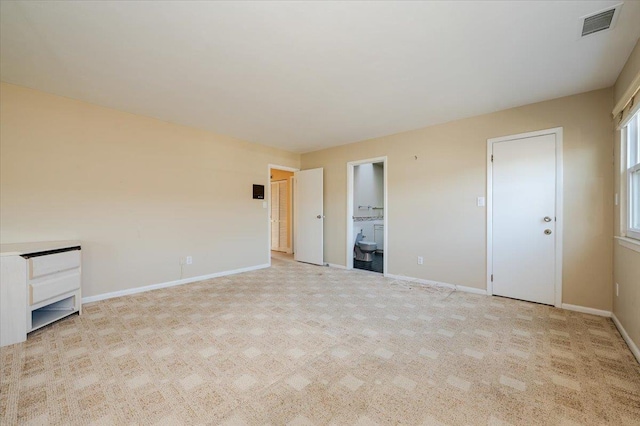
[0,240,82,347]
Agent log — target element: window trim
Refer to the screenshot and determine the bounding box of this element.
[623,110,640,240]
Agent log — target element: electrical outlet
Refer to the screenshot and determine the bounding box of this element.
[417,256,424,265]
[616,283,619,297]
[186,256,193,265]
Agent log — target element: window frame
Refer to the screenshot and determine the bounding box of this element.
[624,110,640,240]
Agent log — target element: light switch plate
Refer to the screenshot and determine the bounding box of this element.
[477,197,485,207]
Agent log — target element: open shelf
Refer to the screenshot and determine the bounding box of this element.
[31,295,78,331]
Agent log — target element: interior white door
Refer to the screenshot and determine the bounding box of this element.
[294,168,324,265]
[492,134,557,305]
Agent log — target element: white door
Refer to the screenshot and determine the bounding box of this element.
[294,168,324,265]
[491,133,558,305]
[270,181,288,252]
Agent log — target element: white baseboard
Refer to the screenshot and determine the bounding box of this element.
[82,263,270,304]
[612,313,640,364]
[384,273,487,295]
[561,303,612,317]
[456,285,488,295]
[326,263,346,269]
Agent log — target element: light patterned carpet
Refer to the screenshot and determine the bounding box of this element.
[2,255,639,425]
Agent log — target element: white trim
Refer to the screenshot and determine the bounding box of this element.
[346,156,388,273]
[456,285,488,295]
[613,70,640,120]
[486,138,494,295]
[326,263,347,269]
[267,164,300,267]
[624,113,640,239]
[268,164,299,173]
[289,176,294,254]
[612,313,640,364]
[384,273,487,295]
[82,263,269,304]
[615,236,640,253]
[486,127,563,308]
[617,93,640,130]
[556,129,564,308]
[561,303,611,317]
[620,127,629,236]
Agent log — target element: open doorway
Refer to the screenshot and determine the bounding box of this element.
[346,157,388,274]
[268,165,298,264]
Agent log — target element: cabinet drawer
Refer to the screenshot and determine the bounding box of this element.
[29,250,80,279]
[30,272,81,305]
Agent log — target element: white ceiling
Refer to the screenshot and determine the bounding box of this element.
[1,1,639,153]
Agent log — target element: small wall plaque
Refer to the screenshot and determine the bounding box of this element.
[253,184,265,199]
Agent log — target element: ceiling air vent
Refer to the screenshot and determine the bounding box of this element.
[580,4,622,38]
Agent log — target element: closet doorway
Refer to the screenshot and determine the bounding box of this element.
[270,179,290,252]
[269,165,297,262]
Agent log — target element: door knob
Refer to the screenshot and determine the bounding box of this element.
[317,215,325,219]
[544,229,552,235]
[544,216,552,222]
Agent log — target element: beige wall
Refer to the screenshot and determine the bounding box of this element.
[613,243,640,347]
[613,38,640,352]
[270,169,294,248]
[614,39,640,106]
[302,88,614,311]
[0,83,300,298]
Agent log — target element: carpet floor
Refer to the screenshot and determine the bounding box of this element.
[1,256,639,425]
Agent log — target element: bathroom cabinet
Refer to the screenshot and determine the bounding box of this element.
[0,240,82,347]
[374,224,384,253]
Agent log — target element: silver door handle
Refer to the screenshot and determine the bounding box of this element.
[544,216,552,222]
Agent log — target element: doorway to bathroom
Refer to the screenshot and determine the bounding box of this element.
[346,157,388,274]
[268,165,298,264]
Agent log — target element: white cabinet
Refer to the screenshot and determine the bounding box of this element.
[0,241,82,347]
[374,224,384,253]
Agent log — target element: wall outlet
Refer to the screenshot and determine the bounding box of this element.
[186,256,193,265]
[616,283,619,297]
[417,256,424,265]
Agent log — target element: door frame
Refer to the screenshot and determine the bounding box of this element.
[268,164,299,266]
[486,127,563,307]
[346,156,388,273]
